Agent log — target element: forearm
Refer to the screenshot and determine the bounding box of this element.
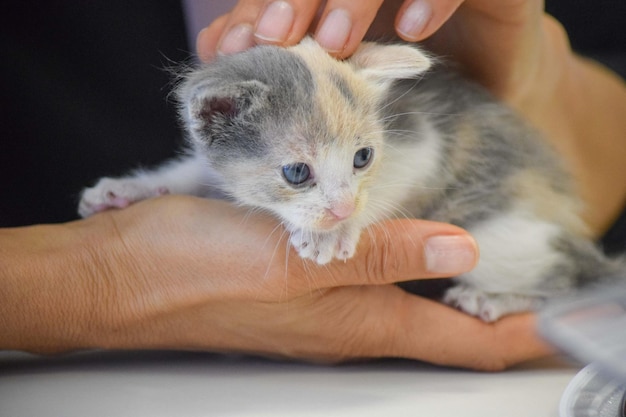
[0,222,101,352]
[553,56,626,235]
[519,17,626,235]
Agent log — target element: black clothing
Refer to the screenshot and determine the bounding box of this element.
[1,2,189,226]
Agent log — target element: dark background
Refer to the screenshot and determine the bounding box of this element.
[1,1,624,250]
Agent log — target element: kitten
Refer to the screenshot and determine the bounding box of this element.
[78,38,623,322]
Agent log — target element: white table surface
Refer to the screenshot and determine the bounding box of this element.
[0,351,580,417]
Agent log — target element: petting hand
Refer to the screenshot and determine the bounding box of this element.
[196,0,560,107]
[196,0,460,60]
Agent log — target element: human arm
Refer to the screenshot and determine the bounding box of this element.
[196,0,626,236]
[0,195,551,370]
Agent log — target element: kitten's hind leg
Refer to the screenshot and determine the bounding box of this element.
[443,285,544,322]
[442,210,621,322]
[78,153,216,217]
[441,210,571,322]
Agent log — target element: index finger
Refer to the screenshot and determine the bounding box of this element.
[197,0,324,60]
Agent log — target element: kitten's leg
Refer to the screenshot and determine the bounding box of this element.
[288,229,334,264]
[78,153,217,217]
[334,221,363,261]
[443,211,573,321]
[443,285,544,322]
[288,221,364,264]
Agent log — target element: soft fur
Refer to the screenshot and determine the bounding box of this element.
[79,38,623,321]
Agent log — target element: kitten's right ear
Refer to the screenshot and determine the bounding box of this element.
[349,42,432,88]
[183,80,269,144]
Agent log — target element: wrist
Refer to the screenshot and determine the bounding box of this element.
[0,219,118,353]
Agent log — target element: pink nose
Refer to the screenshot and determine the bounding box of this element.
[327,201,355,221]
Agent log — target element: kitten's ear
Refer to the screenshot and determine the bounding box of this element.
[349,42,432,86]
[184,80,269,143]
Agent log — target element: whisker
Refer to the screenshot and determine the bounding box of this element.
[259,223,291,301]
[378,78,424,113]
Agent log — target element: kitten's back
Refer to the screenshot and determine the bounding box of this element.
[384,70,586,235]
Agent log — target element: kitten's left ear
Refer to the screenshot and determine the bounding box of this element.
[183,80,270,144]
[349,42,432,86]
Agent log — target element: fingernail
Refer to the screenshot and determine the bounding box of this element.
[218,23,255,55]
[196,28,213,62]
[315,9,352,53]
[397,0,432,40]
[255,1,295,43]
[424,235,478,275]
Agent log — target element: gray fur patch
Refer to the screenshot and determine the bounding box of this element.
[178,45,317,161]
[547,234,626,290]
[382,77,512,228]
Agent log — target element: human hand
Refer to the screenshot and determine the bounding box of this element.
[1,195,552,370]
[196,0,452,60]
[195,0,552,99]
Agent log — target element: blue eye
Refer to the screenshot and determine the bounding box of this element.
[354,147,373,169]
[282,163,311,185]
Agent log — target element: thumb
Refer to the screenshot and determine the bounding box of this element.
[315,219,479,287]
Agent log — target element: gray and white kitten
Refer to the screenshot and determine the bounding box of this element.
[79,38,622,322]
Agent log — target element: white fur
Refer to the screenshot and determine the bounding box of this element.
[368,117,444,221]
[460,209,563,294]
[443,208,565,321]
[78,153,221,217]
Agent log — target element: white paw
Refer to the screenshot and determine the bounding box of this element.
[289,227,360,265]
[78,177,169,217]
[443,285,543,322]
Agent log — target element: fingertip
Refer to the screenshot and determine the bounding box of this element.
[196,28,214,62]
[196,15,229,62]
[314,2,388,59]
[395,0,464,41]
[323,32,362,60]
[218,23,256,56]
[253,0,295,45]
[424,234,479,275]
[314,8,353,55]
[396,0,433,41]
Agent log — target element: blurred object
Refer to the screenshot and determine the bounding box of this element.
[539,283,626,380]
[539,283,626,416]
[558,364,625,417]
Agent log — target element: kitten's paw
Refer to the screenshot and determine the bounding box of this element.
[289,230,334,264]
[443,285,543,322]
[78,177,169,217]
[289,228,360,265]
[335,237,357,261]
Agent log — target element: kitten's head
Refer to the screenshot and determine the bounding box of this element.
[177,38,431,232]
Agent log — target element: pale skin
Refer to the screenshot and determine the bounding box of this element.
[2,0,624,370]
